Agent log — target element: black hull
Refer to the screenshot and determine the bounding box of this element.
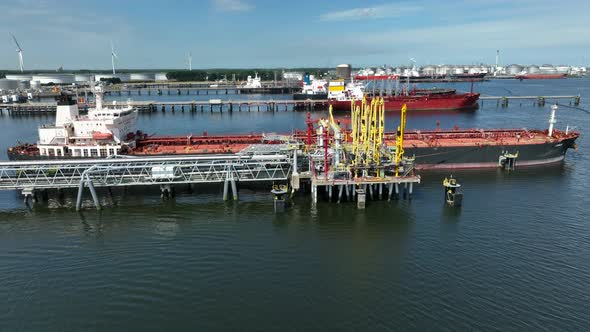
[9,137,578,170]
[405,137,577,169]
[293,93,328,100]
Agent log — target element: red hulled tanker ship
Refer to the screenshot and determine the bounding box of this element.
[329,93,480,112]
[6,94,579,170]
[327,80,479,111]
[515,73,567,80]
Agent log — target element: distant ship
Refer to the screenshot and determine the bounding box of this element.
[515,73,567,80]
[293,74,328,100]
[327,80,479,111]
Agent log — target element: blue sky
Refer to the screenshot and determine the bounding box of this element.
[0,0,588,70]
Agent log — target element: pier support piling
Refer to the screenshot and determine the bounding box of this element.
[223,179,229,201]
[230,179,238,201]
[87,180,101,210]
[388,183,394,201]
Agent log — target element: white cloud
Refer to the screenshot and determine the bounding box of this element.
[213,0,253,12]
[320,3,422,21]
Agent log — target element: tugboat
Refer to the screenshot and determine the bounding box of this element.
[8,85,140,160]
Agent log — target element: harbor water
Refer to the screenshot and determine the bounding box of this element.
[1,78,589,330]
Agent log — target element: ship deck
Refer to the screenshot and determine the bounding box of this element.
[395,129,578,148]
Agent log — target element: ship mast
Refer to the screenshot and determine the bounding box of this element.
[548,104,557,137]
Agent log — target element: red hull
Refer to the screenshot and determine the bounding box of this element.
[515,74,566,79]
[354,75,399,80]
[329,93,480,111]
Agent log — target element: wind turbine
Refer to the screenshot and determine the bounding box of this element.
[188,52,192,71]
[111,41,118,75]
[10,33,24,72]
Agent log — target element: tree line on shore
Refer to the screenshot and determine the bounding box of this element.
[166,69,331,82]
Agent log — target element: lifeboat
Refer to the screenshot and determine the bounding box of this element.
[92,131,113,140]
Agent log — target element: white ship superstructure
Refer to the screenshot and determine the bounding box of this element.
[300,77,327,95]
[37,85,138,158]
[242,73,262,88]
[328,80,365,101]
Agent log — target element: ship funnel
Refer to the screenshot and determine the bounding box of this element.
[55,93,79,127]
[548,104,557,136]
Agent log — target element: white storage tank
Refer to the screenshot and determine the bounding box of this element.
[422,65,436,75]
[527,65,540,74]
[18,80,30,89]
[539,64,557,74]
[30,80,41,89]
[116,73,131,82]
[94,74,116,82]
[555,66,570,74]
[439,65,452,75]
[129,73,155,81]
[5,74,33,81]
[32,74,75,84]
[507,64,524,75]
[0,79,19,90]
[155,72,168,81]
[75,74,94,82]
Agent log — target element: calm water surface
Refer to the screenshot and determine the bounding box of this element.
[0,79,589,331]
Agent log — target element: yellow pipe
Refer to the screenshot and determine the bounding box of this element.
[395,104,407,176]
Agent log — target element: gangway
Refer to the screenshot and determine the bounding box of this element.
[0,153,293,210]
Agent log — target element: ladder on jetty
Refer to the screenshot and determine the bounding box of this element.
[0,153,293,210]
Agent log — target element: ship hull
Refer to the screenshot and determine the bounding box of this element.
[515,74,567,80]
[9,135,578,171]
[405,136,577,169]
[293,93,328,100]
[330,93,480,111]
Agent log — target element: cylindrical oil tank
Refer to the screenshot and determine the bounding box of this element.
[507,64,524,75]
[94,74,116,82]
[116,73,130,82]
[32,74,75,84]
[155,72,168,81]
[0,79,19,90]
[75,74,94,82]
[17,80,30,89]
[30,80,41,89]
[555,66,570,74]
[130,73,155,81]
[439,66,452,75]
[5,74,33,81]
[335,64,352,79]
[540,66,557,74]
[527,65,540,74]
[422,65,436,75]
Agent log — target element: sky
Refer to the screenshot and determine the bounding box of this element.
[0,0,588,70]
